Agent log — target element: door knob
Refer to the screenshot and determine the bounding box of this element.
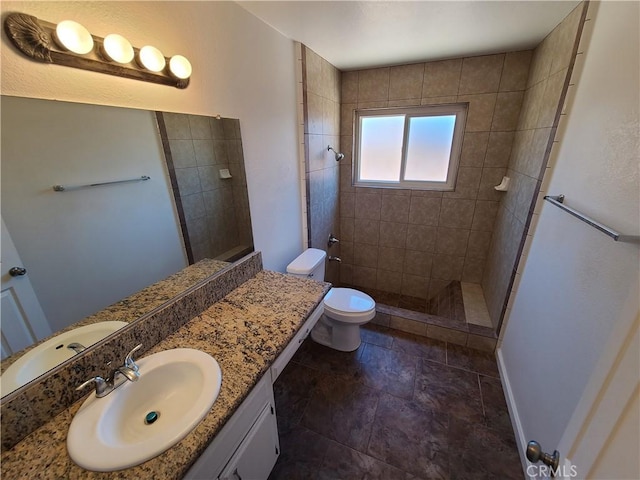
[527,440,559,475]
[9,267,27,277]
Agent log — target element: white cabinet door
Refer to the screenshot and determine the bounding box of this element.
[219,403,279,480]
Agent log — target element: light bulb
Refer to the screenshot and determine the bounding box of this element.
[54,20,94,55]
[169,55,192,80]
[102,34,134,64]
[138,45,165,72]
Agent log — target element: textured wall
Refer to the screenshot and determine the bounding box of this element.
[339,52,531,301]
[499,0,639,457]
[482,3,587,327]
[302,46,342,284]
[0,0,300,272]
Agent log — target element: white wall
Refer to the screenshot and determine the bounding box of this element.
[0,1,302,272]
[2,97,187,332]
[498,0,639,459]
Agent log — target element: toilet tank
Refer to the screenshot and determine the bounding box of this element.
[286,248,326,281]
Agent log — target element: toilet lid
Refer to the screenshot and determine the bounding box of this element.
[324,288,375,314]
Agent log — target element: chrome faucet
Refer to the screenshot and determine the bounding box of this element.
[76,344,142,398]
[67,342,86,354]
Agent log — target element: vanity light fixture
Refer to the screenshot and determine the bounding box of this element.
[102,34,134,64]
[4,13,191,89]
[54,20,94,54]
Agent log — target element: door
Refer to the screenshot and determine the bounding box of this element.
[1,218,51,359]
[550,313,639,480]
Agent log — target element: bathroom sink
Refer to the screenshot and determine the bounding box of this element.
[67,348,222,472]
[1,321,128,395]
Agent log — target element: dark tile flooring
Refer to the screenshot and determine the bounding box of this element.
[269,324,522,480]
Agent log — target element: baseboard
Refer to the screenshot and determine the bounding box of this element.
[496,346,535,479]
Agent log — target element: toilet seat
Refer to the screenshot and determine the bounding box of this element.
[323,288,376,323]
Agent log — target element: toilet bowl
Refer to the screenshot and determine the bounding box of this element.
[286,248,376,352]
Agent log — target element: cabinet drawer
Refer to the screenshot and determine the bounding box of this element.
[270,303,323,383]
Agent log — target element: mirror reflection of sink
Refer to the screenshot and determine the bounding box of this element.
[1,321,128,395]
[67,348,222,472]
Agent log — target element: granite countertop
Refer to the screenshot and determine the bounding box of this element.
[1,270,330,479]
[1,258,231,374]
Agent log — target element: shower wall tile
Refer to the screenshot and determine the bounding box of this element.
[340,50,532,308]
[482,2,586,328]
[302,46,342,284]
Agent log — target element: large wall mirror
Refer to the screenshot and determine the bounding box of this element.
[0,96,253,397]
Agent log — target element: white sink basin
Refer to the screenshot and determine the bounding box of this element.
[1,321,128,395]
[67,348,222,472]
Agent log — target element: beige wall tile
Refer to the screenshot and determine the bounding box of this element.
[436,227,471,255]
[403,250,434,277]
[354,218,380,245]
[304,47,323,95]
[401,274,429,299]
[371,311,391,327]
[408,196,441,225]
[340,263,353,285]
[389,63,425,100]
[341,103,356,137]
[306,92,324,134]
[550,4,584,75]
[392,99,422,107]
[431,254,465,280]
[358,68,390,102]
[377,246,405,272]
[458,54,505,94]
[340,163,355,193]
[377,270,403,294]
[510,129,535,175]
[471,200,499,231]
[426,325,467,345]
[307,133,325,172]
[379,221,408,248]
[175,167,201,195]
[466,334,497,352]
[405,224,437,252]
[500,50,533,92]
[484,132,515,168]
[352,266,378,289]
[340,192,355,218]
[428,278,450,298]
[477,167,507,201]
[460,132,490,167]
[458,93,497,132]
[342,71,359,103]
[354,243,379,268]
[538,68,568,128]
[462,256,485,283]
[322,98,338,137]
[527,35,554,88]
[355,192,382,220]
[391,316,427,336]
[423,59,462,97]
[421,96,458,105]
[340,217,354,242]
[466,230,492,259]
[193,140,215,166]
[524,127,553,179]
[439,199,476,229]
[188,115,212,139]
[380,195,411,223]
[163,112,191,139]
[492,91,525,131]
[170,139,197,168]
[444,167,481,200]
[340,241,354,264]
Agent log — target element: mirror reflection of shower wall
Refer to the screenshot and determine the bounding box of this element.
[157,113,253,263]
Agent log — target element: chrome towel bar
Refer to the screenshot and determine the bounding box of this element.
[52,175,150,192]
[544,194,639,244]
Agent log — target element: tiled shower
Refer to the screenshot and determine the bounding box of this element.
[300,2,586,334]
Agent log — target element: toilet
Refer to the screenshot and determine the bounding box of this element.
[286,248,376,352]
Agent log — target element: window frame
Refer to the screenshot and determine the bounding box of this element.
[353,103,468,191]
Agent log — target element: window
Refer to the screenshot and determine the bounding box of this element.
[354,104,467,190]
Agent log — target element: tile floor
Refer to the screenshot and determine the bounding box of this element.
[269,324,523,479]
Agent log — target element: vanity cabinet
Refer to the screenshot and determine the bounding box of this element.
[185,303,323,480]
[184,373,278,480]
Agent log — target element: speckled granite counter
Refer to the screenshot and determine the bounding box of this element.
[1,258,230,374]
[0,270,330,479]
